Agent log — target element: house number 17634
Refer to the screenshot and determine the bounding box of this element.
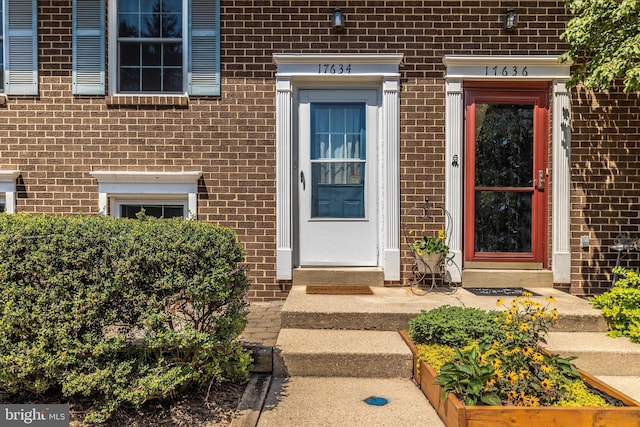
[318,64,352,74]
[485,66,528,76]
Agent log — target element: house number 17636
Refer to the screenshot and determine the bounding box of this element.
[485,66,528,76]
[318,64,352,74]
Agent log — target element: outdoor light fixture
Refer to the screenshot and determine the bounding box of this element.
[332,8,345,32]
[504,8,517,30]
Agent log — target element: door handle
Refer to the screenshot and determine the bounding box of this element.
[300,170,305,190]
[537,169,545,190]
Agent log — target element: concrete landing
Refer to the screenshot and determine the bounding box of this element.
[256,377,445,427]
[281,286,608,332]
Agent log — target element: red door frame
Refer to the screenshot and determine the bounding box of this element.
[464,83,549,265]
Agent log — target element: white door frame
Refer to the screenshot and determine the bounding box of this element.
[442,55,573,284]
[274,53,403,280]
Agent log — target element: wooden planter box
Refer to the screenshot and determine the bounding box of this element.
[400,331,640,427]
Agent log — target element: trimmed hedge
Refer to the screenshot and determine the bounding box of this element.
[408,305,501,347]
[0,213,251,422]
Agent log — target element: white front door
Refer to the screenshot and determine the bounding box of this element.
[297,89,378,266]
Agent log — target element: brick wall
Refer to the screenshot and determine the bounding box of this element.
[0,1,638,299]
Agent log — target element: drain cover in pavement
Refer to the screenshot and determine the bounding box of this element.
[465,287,540,297]
[364,396,388,406]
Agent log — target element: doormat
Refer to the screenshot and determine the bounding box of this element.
[306,285,373,295]
[465,287,540,297]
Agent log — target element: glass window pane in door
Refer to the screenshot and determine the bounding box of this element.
[475,104,533,188]
[475,191,532,253]
[310,103,366,218]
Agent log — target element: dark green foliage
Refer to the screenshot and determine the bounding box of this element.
[408,305,501,347]
[0,213,251,423]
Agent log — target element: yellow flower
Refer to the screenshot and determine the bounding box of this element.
[416,248,423,256]
[519,369,531,380]
[519,322,530,332]
[522,291,533,297]
[549,309,559,321]
[484,378,496,390]
[409,230,414,235]
[505,331,514,340]
[491,358,502,369]
[496,298,505,307]
[494,368,504,379]
[545,296,556,303]
[438,229,446,239]
[540,364,553,374]
[506,371,519,385]
[532,352,544,364]
[540,378,553,391]
[507,390,518,400]
[504,314,513,324]
[523,346,534,357]
[527,396,540,407]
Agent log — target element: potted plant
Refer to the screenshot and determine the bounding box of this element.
[409,229,449,273]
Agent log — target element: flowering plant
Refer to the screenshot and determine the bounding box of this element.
[435,294,582,407]
[409,229,449,256]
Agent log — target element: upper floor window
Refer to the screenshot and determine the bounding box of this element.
[116,0,184,93]
[1,0,38,95]
[79,0,221,96]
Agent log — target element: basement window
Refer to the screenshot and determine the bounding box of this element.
[91,171,201,219]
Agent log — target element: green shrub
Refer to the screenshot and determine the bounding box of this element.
[590,266,640,343]
[0,213,251,423]
[408,305,501,347]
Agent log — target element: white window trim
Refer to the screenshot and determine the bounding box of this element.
[273,53,403,281]
[91,171,201,219]
[0,170,20,213]
[443,55,573,284]
[112,197,189,219]
[107,0,189,96]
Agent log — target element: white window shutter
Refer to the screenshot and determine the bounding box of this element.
[5,0,38,95]
[72,0,104,95]
[189,0,220,96]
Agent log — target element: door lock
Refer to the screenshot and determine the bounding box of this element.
[537,169,545,190]
[300,170,305,190]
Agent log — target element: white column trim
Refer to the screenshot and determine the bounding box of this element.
[276,77,294,280]
[445,80,463,281]
[0,170,21,214]
[382,77,401,280]
[552,81,572,283]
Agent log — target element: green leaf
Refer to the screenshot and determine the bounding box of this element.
[481,393,502,406]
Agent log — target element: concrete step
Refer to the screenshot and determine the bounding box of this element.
[545,332,640,376]
[292,267,384,287]
[257,377,445,427]
[281,286,608,333]
[274,328,413,378]
[596,376,640,403]
[462,269,554,288]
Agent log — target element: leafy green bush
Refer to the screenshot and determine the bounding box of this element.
[0,213,251,423]
[590,266,640,343]
[408,305,500,347]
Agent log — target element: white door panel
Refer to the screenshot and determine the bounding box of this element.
[298,89,378,266]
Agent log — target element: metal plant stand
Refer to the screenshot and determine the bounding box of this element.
[402,198,461,295]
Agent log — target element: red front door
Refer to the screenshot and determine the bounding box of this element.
[464,85,549,265]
